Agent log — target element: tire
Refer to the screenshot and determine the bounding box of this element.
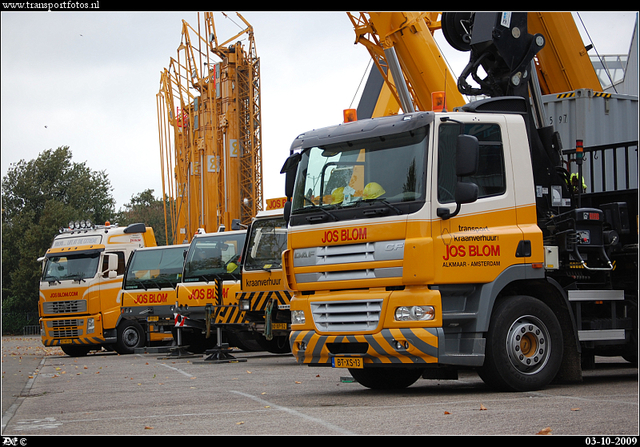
[256,335,292,354]
[61,345,91,357]
[478,295,563,392]
[349,367,423,390]
[115,320,145,354]
[226,331,263,352]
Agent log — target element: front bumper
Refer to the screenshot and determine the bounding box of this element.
[290,327,443,366]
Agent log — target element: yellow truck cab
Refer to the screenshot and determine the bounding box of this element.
[235,209,292,353]
[119,244,189,352]
[174,229,246,353]
[39,221,157,356]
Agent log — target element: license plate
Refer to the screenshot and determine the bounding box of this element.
[271,323,287,330]
[332,356,363,369]
[60,339,72,344]
[147,316,159,322]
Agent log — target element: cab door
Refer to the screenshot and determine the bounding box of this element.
[431,116,523,285]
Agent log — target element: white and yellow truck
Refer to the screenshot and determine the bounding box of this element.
[280,14,637,391]
[38,221,157,356]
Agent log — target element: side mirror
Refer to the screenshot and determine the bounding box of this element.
[437,134,479,220]
[455,182,478,204]
[104,253,119,277]
[283,200,292,224]
[456,134,479,176]
[281,153,301,198]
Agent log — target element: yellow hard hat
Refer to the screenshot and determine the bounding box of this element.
[363,182,385,200]
[331,187,345,204]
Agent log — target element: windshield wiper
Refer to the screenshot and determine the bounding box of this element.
[66,273,87,283]
[357,198,403,215]
[43,276,61,285]
[300,196,338,221]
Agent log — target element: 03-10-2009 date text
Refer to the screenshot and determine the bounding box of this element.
[585,437,637,446]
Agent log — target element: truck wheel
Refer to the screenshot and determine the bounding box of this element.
[349,367,423,390]
[257,335,292,354]
[115,320,145,354]
[227,331,263,352]
[61,345,91,357]
[478,295,563,392]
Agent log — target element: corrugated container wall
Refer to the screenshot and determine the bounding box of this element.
[542,89,638,193]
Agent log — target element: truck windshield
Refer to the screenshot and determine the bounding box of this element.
[244,217,287,271]
[291,126,428,216]
[183,233,246,282]
[42,252,100,283]
[124,247,186,290]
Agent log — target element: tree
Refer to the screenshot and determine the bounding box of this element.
[114,189,175,246]
[1,146,115,328]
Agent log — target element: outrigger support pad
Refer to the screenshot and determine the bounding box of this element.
[158,325,196,359]
[200,327,247,364]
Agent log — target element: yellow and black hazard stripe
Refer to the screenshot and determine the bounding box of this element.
[290,328,440,365]
[236,290,292,312]
[42,336,105,347]
[210,304,246,324]
[556,91,611,99]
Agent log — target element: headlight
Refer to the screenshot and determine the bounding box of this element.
[87,318,95,334]
[395,306,435,322]
[291,310,306,325]
[239,299,250,311]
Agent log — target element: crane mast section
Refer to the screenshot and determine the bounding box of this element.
[157,12,263,244]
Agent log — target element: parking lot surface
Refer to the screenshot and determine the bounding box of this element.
[2,335,638,436]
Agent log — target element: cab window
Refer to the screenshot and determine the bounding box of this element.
[438,123,506,203]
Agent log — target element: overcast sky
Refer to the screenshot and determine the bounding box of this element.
[1,11,637,214]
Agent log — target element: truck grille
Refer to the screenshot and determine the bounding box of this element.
[51,328,82,338]
[293,240,404,283]
[48,319,83,338]
[311,300,382,332]
[42,300,87,314]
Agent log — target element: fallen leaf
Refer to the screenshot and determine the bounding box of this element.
[144,426,153,430]
[236,421,244,425]
[571,408,580,411]
[479,404,487,411]
[444,411,451,415]
[536,427,552,435]
[295,381,301,384]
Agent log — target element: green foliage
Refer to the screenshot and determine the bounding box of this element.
[2,147,115,324]
[114,189,175,246]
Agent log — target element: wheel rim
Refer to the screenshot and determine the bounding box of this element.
[123,327,140,348]
[505,315,551,374]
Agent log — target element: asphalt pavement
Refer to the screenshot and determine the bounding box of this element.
[1,335,638,436]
